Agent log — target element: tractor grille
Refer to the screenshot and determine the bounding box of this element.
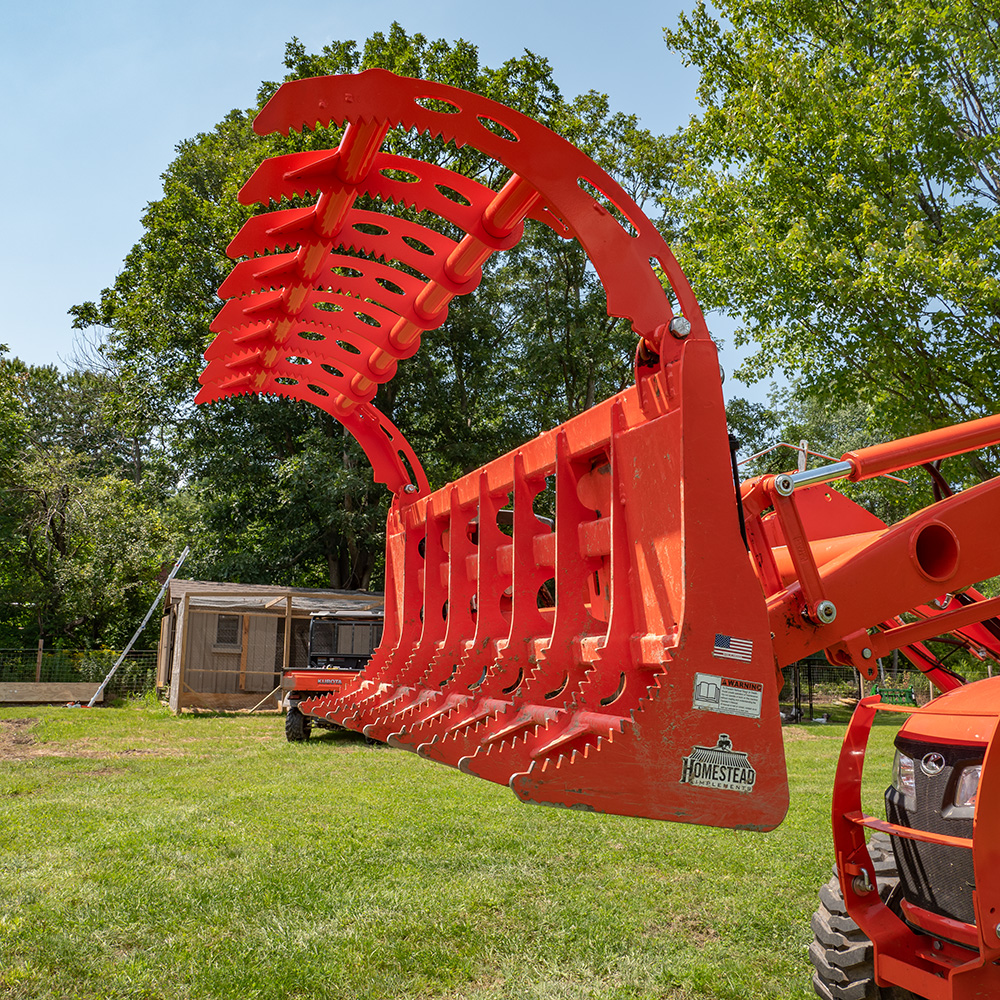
[885,736,983,928]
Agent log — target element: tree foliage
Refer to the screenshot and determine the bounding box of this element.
[666,0,1000,440]
[0,356,184,646]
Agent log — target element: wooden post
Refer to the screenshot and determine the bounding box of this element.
[283,596,293,674]
[239,614,250,691]
[156,616,171,690]
[35,639,43,683]
[175,593,191,713]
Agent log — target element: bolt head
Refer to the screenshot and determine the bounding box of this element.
[816,600,837,624]
[862,647,873,659]
[403,484,418,494]
[668,316,692,339]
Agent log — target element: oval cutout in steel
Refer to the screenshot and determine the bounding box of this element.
[912,521,959,582]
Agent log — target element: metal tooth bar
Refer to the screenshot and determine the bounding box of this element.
[312,507,434,727]
[478,705,562,747]
[462,400,653,786]
[361,491,481,740]
[415,461,554,763]
[370,481,510,743]
[343,513,451,731]
[529,712,626,759]
[394,426,616,773]
[358,395,634,753]
[440,697,512,735]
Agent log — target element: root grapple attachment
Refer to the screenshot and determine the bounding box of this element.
[199,69,1000,836]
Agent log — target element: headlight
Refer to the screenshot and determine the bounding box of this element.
[954,764,982,808]
[892,751,916,797]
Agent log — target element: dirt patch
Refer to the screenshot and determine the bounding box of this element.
[0,719,184,762]
[72,767,120,778]
[782,726,821,741]
[0,717,39,761]
[645,914,720,944]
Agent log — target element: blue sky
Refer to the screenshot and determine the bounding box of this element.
[0,0,770,403]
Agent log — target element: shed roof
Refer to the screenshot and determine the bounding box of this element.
[165,579,384,616]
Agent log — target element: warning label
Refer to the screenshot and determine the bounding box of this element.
[693,672,763,719]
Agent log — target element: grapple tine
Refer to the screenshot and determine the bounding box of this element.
[380,476,513,747]
[327,509,448,730]
[439,429,615,780]
[508,344,786,825]
[415,455,555,763]
[359,487,476,742]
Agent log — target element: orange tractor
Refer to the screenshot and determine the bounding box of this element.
[197,70,1000,999]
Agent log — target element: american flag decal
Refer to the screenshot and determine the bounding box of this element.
[713,633,753,663]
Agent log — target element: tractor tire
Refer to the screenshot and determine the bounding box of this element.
[285,705,312,742]
[810,834,921,1000]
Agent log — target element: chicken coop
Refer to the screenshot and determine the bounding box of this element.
[158,579,383,713]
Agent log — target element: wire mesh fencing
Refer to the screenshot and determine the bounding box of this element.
[778,657,962,721]
[0,649,158,703]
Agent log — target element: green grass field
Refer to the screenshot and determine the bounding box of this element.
[0,700,903,1000]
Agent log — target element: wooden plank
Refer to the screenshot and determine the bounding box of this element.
[168,580,385,603]
[180,690,281,712]
[239,614,249,691]
[173,592,191,714]
[0,683,104,704]
[282,596,292,674]
[156,615,171,690]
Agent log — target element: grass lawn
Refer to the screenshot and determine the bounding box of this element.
[0,699,903,1000]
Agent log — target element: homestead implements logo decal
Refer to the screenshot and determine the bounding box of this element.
[680,734,757,793]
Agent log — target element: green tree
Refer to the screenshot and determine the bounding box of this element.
[727,392,943,524]
[666,0,1000,445]
[0,358,182,646]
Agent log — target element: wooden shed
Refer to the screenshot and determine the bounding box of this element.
[158,580,383,713]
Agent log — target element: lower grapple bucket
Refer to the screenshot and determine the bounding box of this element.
[336,341,788,829]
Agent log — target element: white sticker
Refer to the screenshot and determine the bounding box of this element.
[693,672,763,719]
[680,734,757,793]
